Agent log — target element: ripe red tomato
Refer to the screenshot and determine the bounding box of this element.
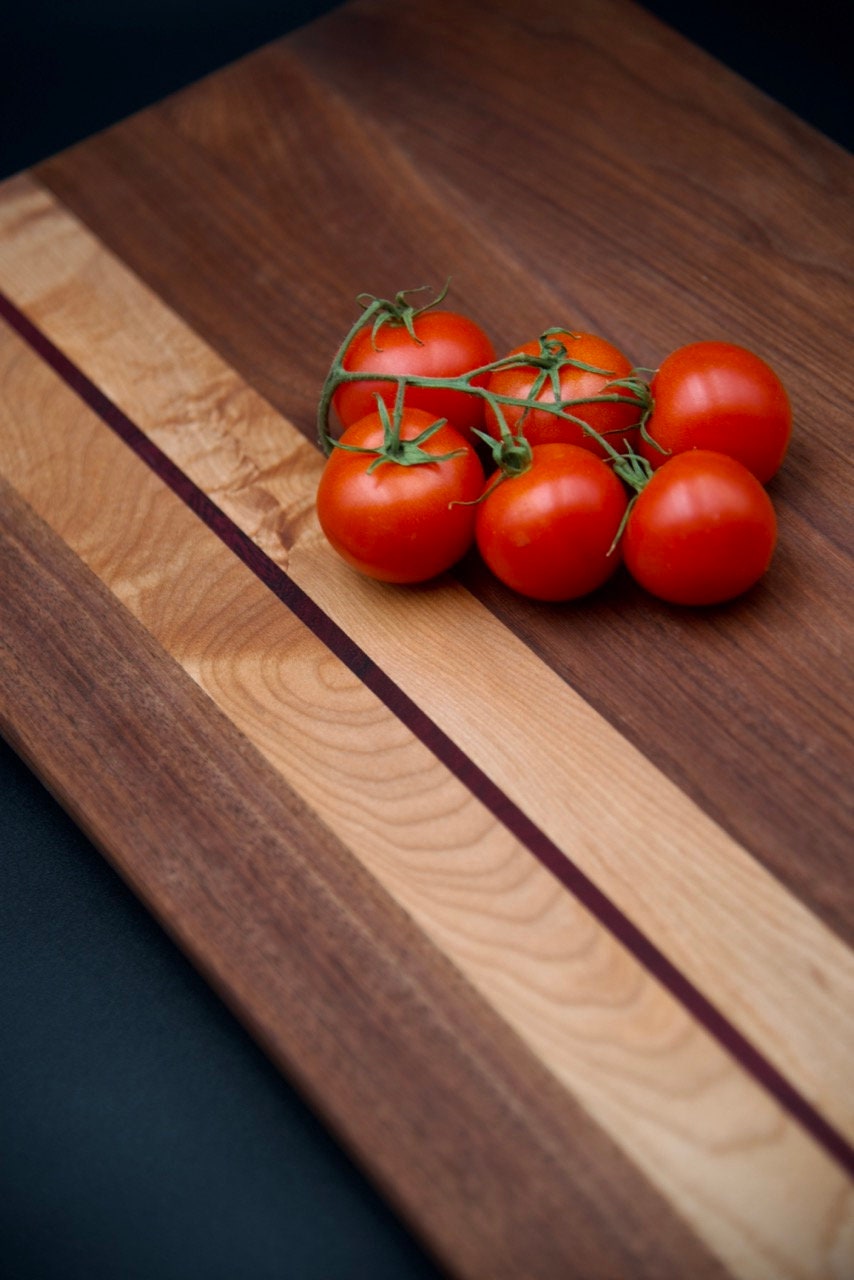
[482,330,642,458]
[640,341,792,483]
[475,444,628,601]
[332,309,496,434]
[316,407,484,584]
[622,450,777,605]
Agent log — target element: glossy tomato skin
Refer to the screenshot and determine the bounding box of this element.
[316,408,484,584]
[333,310,496,435]
[482,330,641,458]
[475,444,628,602]
[623,450,777,606]
[640,341,792,483]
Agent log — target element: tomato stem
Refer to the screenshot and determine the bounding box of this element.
[604,448,655,556]
[317,295,388,455]
[316,288,656,475]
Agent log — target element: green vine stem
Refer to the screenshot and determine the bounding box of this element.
[316,289,656,469]
[605,445,656,555]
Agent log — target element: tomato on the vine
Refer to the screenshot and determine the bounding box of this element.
[316,406,484,584]
[622,450,777,605]
[640,341,792,483]
[332,308,495,435]
[482,330,643,458]
[475,443,628,602]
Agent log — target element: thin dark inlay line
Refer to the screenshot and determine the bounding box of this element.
[2,289,852,1179]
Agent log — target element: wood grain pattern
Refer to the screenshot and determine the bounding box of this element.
[0,175,852,1162]
[3,474,751,1280]
[2,278,854,1280]
[1,0,852,1274]
[34,0,853,949]
[1,253,853,1279]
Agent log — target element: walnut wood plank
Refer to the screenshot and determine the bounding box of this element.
[2,0,852,1272]
[2,471,751,1280]
[2,260,854,1277]
[0,176,852,1166]
[33,0,853,952]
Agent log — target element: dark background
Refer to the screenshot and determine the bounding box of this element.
[0,3,850,1279]
[1,0,850,178]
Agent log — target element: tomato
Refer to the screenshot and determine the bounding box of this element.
[622,450,777,605]
[475,444,628,601]
[316,407,484,584]
[332,309,496,434]
[640,341,792,483]
[482,330,643,458]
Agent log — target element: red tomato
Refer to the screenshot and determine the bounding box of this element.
[475,444,628,601]
[622,450,777,605]
[332,310,496,434]
[640,341,792,483]
[316,407,484,584]
[482,330,643,458]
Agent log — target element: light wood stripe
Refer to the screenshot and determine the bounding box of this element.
[1,172,851,1148]
[2,235,854,1277]
[6,478,738,1280]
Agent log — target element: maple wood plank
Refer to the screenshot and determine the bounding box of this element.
[33,0,854,953]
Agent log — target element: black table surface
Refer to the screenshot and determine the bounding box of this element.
[1,3,850,1278]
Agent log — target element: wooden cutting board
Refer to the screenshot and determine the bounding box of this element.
[0,0,851,1275]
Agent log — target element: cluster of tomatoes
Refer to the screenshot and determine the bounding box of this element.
[315,287,791,606]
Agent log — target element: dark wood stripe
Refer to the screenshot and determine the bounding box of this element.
[0,476,734,1280]
[2,290,852,1179]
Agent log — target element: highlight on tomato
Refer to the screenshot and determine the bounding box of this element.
[316,402,485,584]
[482,329,646,459]
[330,285,496,436]
[622,449,777,606]
[475,443,629,602]
[639,340,792,483]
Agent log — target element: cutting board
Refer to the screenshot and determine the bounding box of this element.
[0,1,852,1275]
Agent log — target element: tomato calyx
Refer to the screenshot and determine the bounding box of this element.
[472,426,533,479]
[488,329,653,444]
[353,280,452,350]
[329,393,466,473]
[611,446,655,495]
[471,406,650,516]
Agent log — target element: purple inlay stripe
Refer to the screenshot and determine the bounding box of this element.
[2,289,852,1178]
